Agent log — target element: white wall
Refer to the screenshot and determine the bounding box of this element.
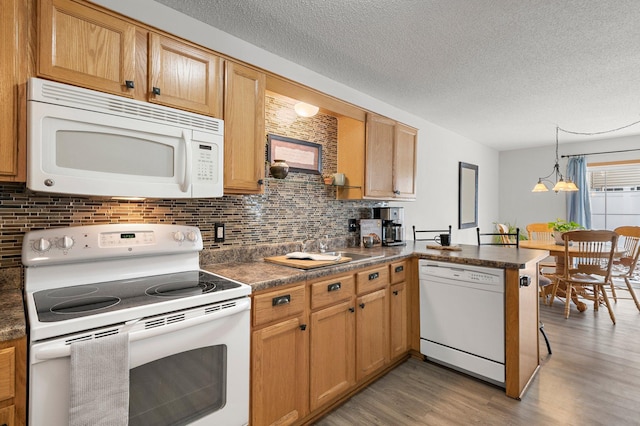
[93,0,499,245]
[499,134,640,231]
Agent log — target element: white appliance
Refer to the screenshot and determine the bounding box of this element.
[27,77,224,199]
[23,224,251,426]
[419,260,505,386]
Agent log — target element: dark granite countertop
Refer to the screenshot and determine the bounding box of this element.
[0,242,549,343]
[0,289,26,341]
[202,242,550,292]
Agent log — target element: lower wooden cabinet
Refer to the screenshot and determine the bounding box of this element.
[251,284,308,426]
[0,337,26,426]
[251,261,408,425]
[390,281,409,359]
[355,288,389,381]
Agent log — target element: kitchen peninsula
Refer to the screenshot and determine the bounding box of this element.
[201,242,549,425]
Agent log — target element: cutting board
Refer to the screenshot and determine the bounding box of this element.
[425,244,463,251]
[264,255,352,270]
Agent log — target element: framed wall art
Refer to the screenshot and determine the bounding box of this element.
[267,134,322,174]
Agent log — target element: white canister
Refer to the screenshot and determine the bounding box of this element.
[333,173,345,186]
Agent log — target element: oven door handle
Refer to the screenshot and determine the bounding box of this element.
[33,298,251,361]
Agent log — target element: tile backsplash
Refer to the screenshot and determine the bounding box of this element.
[0,94,380,269]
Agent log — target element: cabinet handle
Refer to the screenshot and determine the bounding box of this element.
[125,80,135,89]
[393,189,400,195]
[272,295,291,306]
[152,86,161,95]
[257,179,264,185]
[299,324,307,331]
[327,282,341,292]
[359,303,365,309]
[368,272,379,281]
[393,290,399,296]
[395,265,404,273]
[349,307,355,313]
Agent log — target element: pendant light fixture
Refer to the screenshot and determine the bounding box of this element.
[294,102,319,117]
[531,126,579,193]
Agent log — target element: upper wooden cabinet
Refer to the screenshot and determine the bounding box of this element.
[223,61,266,194]
[38,0,223,117]
[148,33,223,116]
[364,113,417,200]
[338,113,417,200]
[0,0,31,182]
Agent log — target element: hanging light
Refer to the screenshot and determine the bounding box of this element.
[294,102,319,117]
[531,126,579,193]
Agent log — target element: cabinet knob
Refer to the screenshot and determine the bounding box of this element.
[299,324,307,331]
[393,290,399,296]
[349,307,355,313]
[152,86,161,95]
[393,189,400,195]
[359,303,365,309]
[125,80,135,89]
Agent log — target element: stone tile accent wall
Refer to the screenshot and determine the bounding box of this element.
[0,94,380,269]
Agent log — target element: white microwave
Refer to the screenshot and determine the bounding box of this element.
[27,78,224,199]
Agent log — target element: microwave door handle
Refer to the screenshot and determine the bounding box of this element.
[181,130,193,193]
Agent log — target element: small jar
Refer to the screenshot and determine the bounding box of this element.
[270,159,289,179]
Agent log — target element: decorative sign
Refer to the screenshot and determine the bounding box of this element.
[267,134,322,174]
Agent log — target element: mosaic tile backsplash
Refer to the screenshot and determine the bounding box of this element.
[0,94,381,269]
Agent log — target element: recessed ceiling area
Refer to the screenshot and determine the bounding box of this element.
[153,0,640,151]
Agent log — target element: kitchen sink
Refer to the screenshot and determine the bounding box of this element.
[320,251,385,263]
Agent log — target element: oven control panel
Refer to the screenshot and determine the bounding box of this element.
[22,224,203,266]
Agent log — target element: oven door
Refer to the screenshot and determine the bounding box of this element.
[28,298,250,426]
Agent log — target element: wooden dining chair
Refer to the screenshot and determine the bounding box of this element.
[550,230,619,324]
[609,226,640,311]
[526,222,558,303]
[412,225,452,242]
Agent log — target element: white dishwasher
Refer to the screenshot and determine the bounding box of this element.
[419,259,505,386]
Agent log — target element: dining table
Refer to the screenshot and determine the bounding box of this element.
[520,239,624,311]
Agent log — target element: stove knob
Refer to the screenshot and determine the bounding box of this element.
[173,231,185,242]
[57,235,74,250]
[33,238,51,252]
[186,231,198,242]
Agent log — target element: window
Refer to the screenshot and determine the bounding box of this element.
[588,161,640,229]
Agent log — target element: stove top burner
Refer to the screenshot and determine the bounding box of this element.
[51,296,121,314]
[32,271,242,323]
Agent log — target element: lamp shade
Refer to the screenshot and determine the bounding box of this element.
[294,102,319,117]
[552,179,569,192]
[531,181,549,192]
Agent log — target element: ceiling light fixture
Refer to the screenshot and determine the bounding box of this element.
[531,126,579,193]
[294,102,319,117]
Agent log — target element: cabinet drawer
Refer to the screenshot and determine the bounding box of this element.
[356,266,389,294]
[310,275,355,310]
[389,260,407,284]
[253,284,306,327]
[0,347,15,401]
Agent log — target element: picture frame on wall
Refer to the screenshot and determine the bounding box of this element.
[267,134,322,174]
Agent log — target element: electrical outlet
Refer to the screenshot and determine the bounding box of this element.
[214,223,225,242]
[348,219,358,232]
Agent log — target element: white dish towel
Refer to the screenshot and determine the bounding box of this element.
[69,332,130,426]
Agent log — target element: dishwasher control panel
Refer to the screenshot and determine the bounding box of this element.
[419,260,504,286]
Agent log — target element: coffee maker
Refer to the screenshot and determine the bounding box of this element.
[373,207,405,246]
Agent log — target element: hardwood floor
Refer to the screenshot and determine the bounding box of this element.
[315,281,640,425]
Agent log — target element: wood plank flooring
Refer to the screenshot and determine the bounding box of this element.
[314,281,640,425]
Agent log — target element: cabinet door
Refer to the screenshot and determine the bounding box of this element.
[251,315,308,426]
[393,123,417,199]
[390,282,409,359]
[0,0,29,181]
[0,405,15,426]
[148,33,223,117]
[364,113,395,198]
[223,61,265,194]
[309,300,356,411]
[356,288,389,381]
[39,0,136,96]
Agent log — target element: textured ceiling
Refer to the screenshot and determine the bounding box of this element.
[154,0,640,151]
